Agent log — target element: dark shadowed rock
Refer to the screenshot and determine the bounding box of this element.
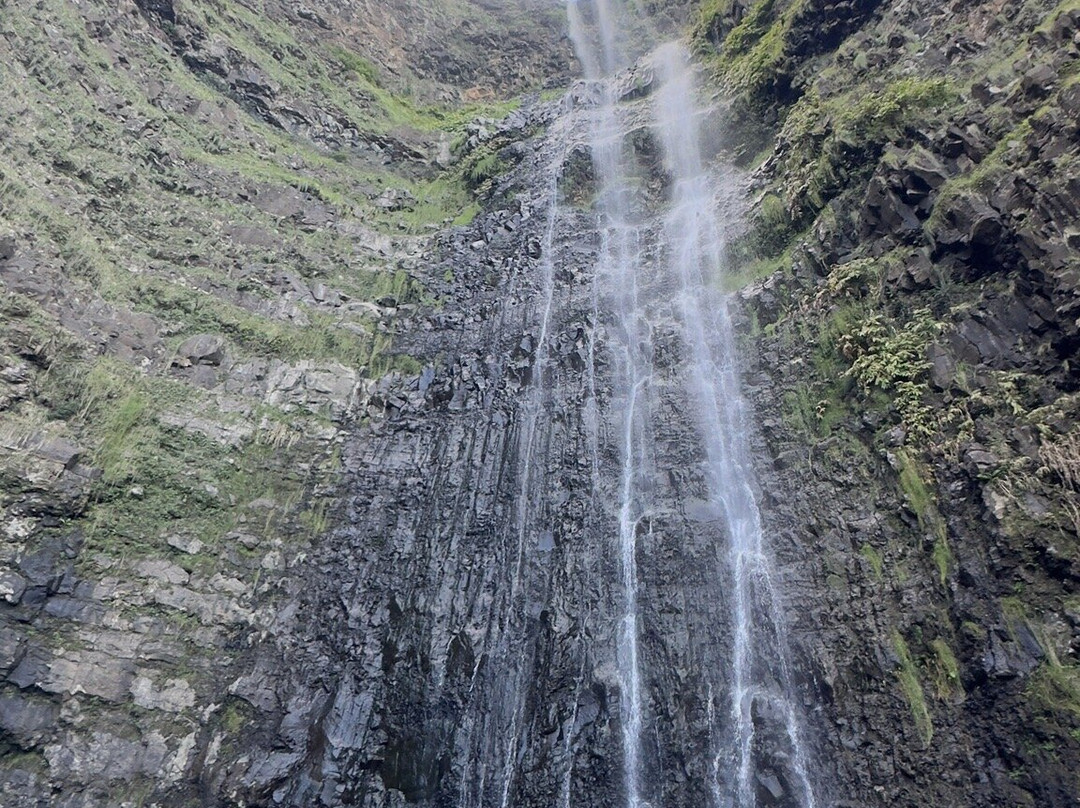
[133,0,175,22]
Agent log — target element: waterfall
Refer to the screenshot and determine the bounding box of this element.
[651,43,817,808]
[569,3,651,806]
[568,4,819,808]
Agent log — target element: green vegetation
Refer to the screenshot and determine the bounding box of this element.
[752,193,796,256]
[724,194,803,284]
[893,449,952,584]
[931,528,953,587]
[777,78,956,221]
[929,638,962,699]
[860,544,885,581]
[0,0,540,609]
[926,117,1033,234]
[39,357,329,566]
[720,242,794,292]
[892,629,934,746]
[839,309,940,440]
[1029,661,1080,721]
[466,150,508,189]
[696,0,807,107]
[219,698,256,734]
[895,449,934,524]
[706,0,1080,788]
[716,0,795,100]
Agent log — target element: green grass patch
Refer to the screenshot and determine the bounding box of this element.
[896,448,934,524]
[778,78,957,220]
[720,242,793,292]
[1029,661,1080,721]
[930,638,963,699]
[932,525,953,587]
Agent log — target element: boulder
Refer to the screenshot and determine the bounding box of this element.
[0,568,28,604]
[1021,63,1057,98]
[174,334,227,367]
[373,188,418,211]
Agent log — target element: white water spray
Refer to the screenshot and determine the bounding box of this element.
[569,3,652,806]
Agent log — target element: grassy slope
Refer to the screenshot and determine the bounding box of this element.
[0,0,561,798]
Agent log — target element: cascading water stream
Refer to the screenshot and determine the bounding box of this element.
[568,3,820,807]
[568,3,652,806]
[651,44,817,808]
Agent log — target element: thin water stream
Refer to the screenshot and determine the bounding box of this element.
[568,4,652,805]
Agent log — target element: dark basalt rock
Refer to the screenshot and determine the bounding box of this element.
[3,0,1080,806]
[132,0,175,23]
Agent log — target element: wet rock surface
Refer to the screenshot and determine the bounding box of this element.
[209,71,822,808]
[726,0,1080,803]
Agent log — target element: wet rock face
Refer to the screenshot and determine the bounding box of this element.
[727,0,1080,802]
[206,110,611,806]
[199,85,814,807]
[4,0,1079,805]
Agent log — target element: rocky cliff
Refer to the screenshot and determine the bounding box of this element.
[703,0,1080,803]
[1,0,1079,806]
[0,0,567,804]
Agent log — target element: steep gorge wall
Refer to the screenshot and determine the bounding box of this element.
[1,0,1079,806]
[0,0,567,804]
[698,0,1080,803]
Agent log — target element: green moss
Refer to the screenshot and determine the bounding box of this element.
[219,698,255,734]
[778,78,957,220]
[452,203,481,226]
[927,118,1034,232]
[961,620,988,642]
[896,448,933,524]
[860,544,885,581]
[703,0,807,106]
[720,243,792,292]
[329,46,382,86]
[892,629,934,746]
[1037,0,1080,32]
[1029,661,1080,721]
[721,0,783,55]
[736,192,795,260]
[0,748,48,775]
[781,384,817,438]
[929,638,963,699]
